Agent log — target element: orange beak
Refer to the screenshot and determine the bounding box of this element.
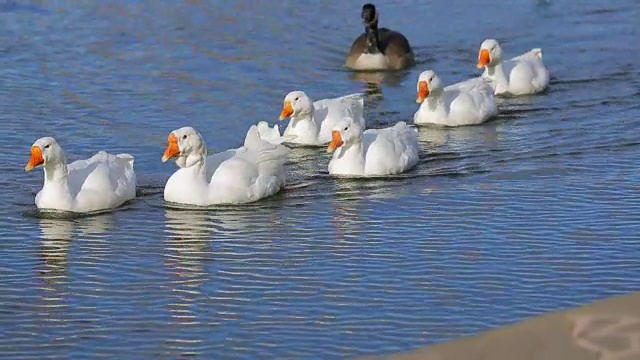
[162,133,180,163]
[416,81,429,103]
[477,49,491,69]
[279,101,293,120]
[327,130,344,153]
[25,145,44,171]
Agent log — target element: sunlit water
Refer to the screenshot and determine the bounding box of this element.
[1,0,639,358]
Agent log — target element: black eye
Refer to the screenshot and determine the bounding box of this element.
[344,126,349,131]
[44,144,50,149]
[294,97,299,101]
[182,135,187,140]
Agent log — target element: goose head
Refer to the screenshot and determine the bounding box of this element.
[25,137,65,171]
[361,3,382,54]
[360,3,378,32]
[162,127,207,167]
[361,3,378,29]
[279,90,313,120]
[327,116,364,153]
[416,70,444,103]
[477,39,503,69]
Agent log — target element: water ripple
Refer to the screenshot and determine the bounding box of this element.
[1,0,640,359]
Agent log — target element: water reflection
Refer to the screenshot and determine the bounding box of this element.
[330,180,367,242]
[330,178,412,242]
[37,215,114,288]
[416,121,501,152]
[38,219,73,287]
[286,146,324,180]
[349,70,410,97]
[36,215,114,334]
[164,208,213,300]
[163,209,214,356]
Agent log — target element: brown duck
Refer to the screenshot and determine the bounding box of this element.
[345,3,415,71]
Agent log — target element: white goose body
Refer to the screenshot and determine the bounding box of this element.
[278,91,366,146]
[162,125,290,206]
[25,137,136,213]
[477,38,550,96]
[327,117,419,177]
[413,70,497,127]
[252,121,295,146]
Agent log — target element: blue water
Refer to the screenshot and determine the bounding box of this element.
[1,0,639,358]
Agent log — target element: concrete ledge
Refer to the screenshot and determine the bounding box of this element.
[368,292,640,360]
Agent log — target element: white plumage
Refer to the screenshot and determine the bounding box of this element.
[327,116,420,177]
[477,38,550,96]
[25,137,136,213]
[162,124,291,206]
[274,90,366,146]
[414,70,498,127]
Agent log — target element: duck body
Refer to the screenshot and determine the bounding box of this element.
[346,28,415,71]
[345,4,414,71]
[252,121,297,146]
[328,119,419,177]
[25,137,136,213]
[162,125,290,206]
[414,70,497,127]
[279,91,365,146]
[477,39,549,96]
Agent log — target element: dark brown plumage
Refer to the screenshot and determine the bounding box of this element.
[345,3,415,71]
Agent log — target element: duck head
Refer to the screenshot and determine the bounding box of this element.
[477,38,503,69]
[25,137,65,171]
[279,90,313,120]
[162,127,207,168]
[416,70,444,103]
[327,116,364,153]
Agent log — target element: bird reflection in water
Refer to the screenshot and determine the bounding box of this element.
[164,208,213,307]
[38,219,73,288]
[163,208,215,356]
[37,214,114,289]
[330,178,397,242]
[162,206,284,356]
[349,69,410,98]
[37,214,113,330]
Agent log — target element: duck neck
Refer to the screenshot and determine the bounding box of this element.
[182,153,208,181]
[486,62,508,90]
[425,89,444,111]
[290,108,320,137]
[365,27,382,54]
[335,140,366,172]
[42,160,71,195]
[363,11,382,54]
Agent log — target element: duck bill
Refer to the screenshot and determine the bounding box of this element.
[24,146,44,171]
[279,101,293,121]
[416,81,429,103]
[162,133,180,163]
[477,49,491,69]
[327,131,344,153]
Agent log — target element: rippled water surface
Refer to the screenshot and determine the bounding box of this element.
[1,0,640,358]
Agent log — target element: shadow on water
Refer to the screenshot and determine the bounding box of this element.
[21,200,137,220]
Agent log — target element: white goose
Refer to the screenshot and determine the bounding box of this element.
[253,121,294,145]
[477,38,550,96]
[24,137,136,213]
[413,70,497,127]
[161,125,290,206]
[278,90,366,146]
[327,116,419,177]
